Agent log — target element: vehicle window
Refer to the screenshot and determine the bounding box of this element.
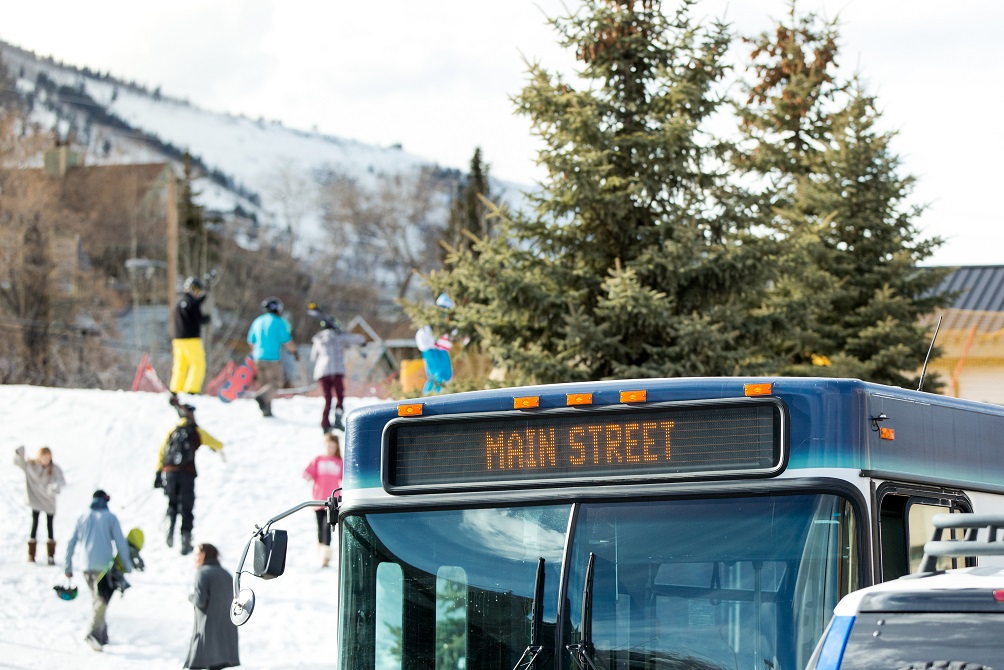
[879,490,968,580]
[375,563,403,670]
[840,612,1004,668]
[436,567,468,670]
[564,493,859,670]
[339,505,570,670]
[907,503,961,573]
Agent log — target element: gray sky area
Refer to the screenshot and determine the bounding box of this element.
[5,1,1002,266]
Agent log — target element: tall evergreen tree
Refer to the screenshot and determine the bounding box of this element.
[409,0,772,385]
[441,147,495,261]
[177,151,207,280]
[738,2,950,388]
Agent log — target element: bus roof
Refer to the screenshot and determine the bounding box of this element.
[344,377,1004,494]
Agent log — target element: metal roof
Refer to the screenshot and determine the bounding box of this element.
[937,265,1004,312]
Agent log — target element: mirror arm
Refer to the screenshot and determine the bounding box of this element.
[231,494,338,605]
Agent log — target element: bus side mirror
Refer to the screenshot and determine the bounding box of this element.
[253,529,288,579]
[231,496,336,626]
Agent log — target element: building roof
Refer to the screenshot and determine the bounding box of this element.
[929,266,1004,360]
[937,265,1004,312]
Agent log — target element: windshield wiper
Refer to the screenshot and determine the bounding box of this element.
[567,552,601,670]
[512,557,546,670]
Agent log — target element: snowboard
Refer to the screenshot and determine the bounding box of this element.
[217,356,257,403]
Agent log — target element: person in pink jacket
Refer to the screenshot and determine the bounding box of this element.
[302,432,343,567]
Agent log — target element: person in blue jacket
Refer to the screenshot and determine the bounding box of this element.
[247,297,299,417]
[64,490,133,651]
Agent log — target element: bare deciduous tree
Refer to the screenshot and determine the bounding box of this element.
[319,167,448,308]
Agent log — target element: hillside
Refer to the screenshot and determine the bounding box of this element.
[0,39,522,259]
[0,385,380,669]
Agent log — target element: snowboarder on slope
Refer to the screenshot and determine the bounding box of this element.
[170,276,210,394]
[155,402,224,555]
[308,308,364,432]
[64,489,133,651]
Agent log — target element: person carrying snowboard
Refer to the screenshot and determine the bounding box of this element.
[246,296,299,417]
[155,400,224,555]
[64,489,132,651]
[307,307,364,432]
[14,445,66,564]
[170,276,210,394]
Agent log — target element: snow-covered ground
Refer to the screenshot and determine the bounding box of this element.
[0,384,383,669]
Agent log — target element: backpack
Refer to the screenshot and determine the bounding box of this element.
[164,423,199,468]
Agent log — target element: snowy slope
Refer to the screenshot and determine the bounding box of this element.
[1,41,529,259]
[0,385,382,669]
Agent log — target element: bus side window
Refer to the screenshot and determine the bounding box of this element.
[907,501,962,573]
[878,488,968,580]
[879,495,909,580]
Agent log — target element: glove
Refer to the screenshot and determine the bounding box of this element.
[154,471,163,489]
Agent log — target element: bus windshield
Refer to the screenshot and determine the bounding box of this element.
[339,493,857,670]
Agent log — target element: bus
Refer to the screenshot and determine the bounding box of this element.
[231,377,1004,670]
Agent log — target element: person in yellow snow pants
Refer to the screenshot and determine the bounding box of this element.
[170,337,206,394]
[170,277,210,394]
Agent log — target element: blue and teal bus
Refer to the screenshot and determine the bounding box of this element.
[234,377,1004,670]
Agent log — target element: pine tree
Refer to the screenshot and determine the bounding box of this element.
[177,151,207,280]
[441,147,495,261]
[737,2,950,388]
[409,0,772,385]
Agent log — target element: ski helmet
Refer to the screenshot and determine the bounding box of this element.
[262,297,284,315]
[436,293,455,310]
[183,276,204,294]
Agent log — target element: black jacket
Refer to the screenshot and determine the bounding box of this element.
[173,293,209,339]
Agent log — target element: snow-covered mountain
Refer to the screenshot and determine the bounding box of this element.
[1,39,493,258]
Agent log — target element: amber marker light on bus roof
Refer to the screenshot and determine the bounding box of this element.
[566,393,593,406]
[514,396,540,409]
[620,390,647,403]
[880,427,895,440]
[744,383,773,397]
[397,403,423,417]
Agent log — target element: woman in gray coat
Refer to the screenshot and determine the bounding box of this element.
[185,543,239,669]
[14,446,66,564]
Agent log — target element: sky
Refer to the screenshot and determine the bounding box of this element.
[3,0,1004,266]
[1,384,380,669]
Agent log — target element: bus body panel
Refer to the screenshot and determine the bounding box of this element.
[332,377,1004,670]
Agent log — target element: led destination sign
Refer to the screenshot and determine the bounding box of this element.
[384,400,784,491]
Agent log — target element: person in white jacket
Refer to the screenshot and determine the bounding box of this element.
[14,446,66,565]
[309,316,364,432]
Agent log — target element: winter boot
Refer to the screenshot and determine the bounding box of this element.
[334,408,345,431]
[180,532,193,556]
[28,539,37,563]
[166,518,176,548]
[319,544,332,568]
[46,540,56,566]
